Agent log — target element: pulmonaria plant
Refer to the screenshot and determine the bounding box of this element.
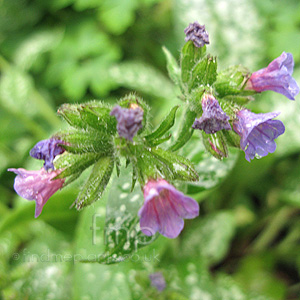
[8,21,299,260]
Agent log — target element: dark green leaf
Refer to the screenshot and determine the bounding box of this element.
[168,107,196,152]
[162,46,181,86]
[145,105,179,142]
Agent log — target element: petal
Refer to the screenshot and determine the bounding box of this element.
[139,201,159,236]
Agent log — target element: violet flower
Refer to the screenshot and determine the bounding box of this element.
[184,22,209,48]
[8,168,65,218]
[245,52,299,100]
[149,272,166,292]
[110,105,144,141]
[30,138,65,171]
[192,94,231,134]
[233,109,285,162]
[138,179,199,239]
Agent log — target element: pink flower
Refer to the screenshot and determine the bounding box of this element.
[8,168,65,218]
[138,179,199,238]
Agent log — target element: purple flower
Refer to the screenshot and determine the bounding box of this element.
[110,105,144,141]
[138,179,199,239]
[245,52,299,100]
[30,138,65,171]
[184,22,209,48]
[233,109,285,162]
[8,168,65,218]
[192,94,231,134]
[149,272,166,292]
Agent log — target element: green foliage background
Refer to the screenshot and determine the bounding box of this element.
[1,0,300,299]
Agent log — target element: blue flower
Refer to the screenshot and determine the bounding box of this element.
[139,179,199,239]
[192,94,231,134]
[233,109,285,161]
[246,52,299,100]
[149,272,166,292]
[110,105,143,141]
[184,22,209,48]
[30,138,65,171]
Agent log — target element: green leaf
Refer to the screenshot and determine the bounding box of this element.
[54,152,101,179]
[162,46,181,86]
[145,105,179,143]
[168,107,197,152]
[149,147,199,182]
[181,41,206,84]
[182,211,236,265]
[108,61,176,99]
[75,156,114,210]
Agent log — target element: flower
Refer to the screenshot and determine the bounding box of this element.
[30,138,65,171]
[192,94,231,134]
[8,168,65,218]
[245,52,299,100]
[233,109,285,162]
[110,105,144,141]
[149,272,166,292]
[138,179,199,238]
[184,22,209,48]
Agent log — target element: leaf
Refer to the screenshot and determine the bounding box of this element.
[201,131,229,160]
[108,61,176,99]
[168,107,197,152]
[13,28,64,70]
[98,0,139,35]
[181,211,236,265]
[75,156,114,210]
[145,105,179,143]
[162,46,181,86]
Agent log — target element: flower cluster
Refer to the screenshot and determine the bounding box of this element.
[8,21,299,243]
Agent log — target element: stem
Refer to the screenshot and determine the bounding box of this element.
[250,206,295,253]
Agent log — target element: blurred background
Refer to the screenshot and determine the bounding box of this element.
[1,0,300,299]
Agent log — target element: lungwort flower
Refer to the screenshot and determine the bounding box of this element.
[30,138,65,170]
[245,52,299,100]
[192,94,231,134]
[184,22,209,48]
[138,179,199,238]
[110,105,144,141]
[233,109,285,162]
[8,168,65,218]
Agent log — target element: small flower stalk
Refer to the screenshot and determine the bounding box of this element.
[233,109,285,161]
[192,94,231,134]
[138,179,199,238]
[8,168,65,218]
[245,52,300,100]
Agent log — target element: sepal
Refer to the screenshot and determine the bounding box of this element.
[213,65,253,97]
[188,55,217,91]
[181,41,206,84]
[54,152,101,179]
[202,131,228,160]
[74,156,114,210]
